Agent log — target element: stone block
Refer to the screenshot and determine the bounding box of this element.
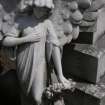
[62,44,105,83]
[44,76,105,105]
[83,11,98,22]
[71,32,94,44]
[71,10,98,44]
[64,82,105,105]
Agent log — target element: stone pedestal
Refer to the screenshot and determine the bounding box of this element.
[72,32,94,44]
[62,44,105,83]
[44,75,105,105]
[64,82,105,105]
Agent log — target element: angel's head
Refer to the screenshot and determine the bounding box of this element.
[18,0,54,19]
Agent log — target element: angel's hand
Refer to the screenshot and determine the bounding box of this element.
[67,35,73,44]
[24,33,41,43]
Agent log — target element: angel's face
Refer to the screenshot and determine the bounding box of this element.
[33,6,50,19]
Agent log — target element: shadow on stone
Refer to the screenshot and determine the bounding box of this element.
[0,69,21,105]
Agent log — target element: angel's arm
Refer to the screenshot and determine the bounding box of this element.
[2,32,41,47]
[2,22,41,47]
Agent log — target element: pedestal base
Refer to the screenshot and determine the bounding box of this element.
[64,82,105,105]
[62,44,105,83]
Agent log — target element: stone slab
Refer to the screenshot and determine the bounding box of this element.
[44,76,105,105]
[64,82,105,105]
[71,32,94,44]
[62,44,105,83]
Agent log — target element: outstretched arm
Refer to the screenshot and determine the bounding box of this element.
[2,22,41,47]
[2,36,28,47]
[2,35,40,47]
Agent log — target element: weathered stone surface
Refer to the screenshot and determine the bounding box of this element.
[62,44,105,83]
[87,0,105,12]
[83,11,98,22]
[72,7,105,44]
[44,74,105,105]
[93,7,105,43]
[64,82,105,105]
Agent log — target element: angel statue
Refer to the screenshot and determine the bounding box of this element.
[1,0,71,105]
